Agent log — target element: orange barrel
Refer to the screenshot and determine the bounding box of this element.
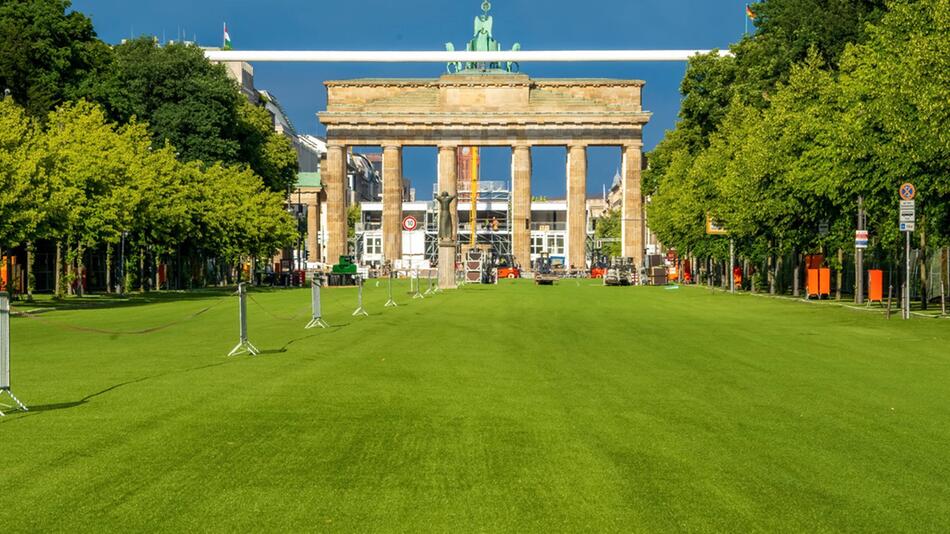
[807,268,820,297]
[868,270,884,302]
[819,268,831,297]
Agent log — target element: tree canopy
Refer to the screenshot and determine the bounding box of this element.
[645,0,949,272]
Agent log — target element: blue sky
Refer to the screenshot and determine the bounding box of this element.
[73,0,750,198]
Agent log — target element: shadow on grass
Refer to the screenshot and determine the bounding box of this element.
[258,329,343,354]
[12,286,309,313]
[20,361,234,414]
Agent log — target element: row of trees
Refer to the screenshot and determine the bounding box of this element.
[0,98,296,294]
[644,0,949,299]
[0,1,301,296]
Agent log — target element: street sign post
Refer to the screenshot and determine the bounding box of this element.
[855,230,869,249]
[899,184,916,320]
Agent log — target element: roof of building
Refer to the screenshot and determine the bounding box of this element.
[296,171,322,188]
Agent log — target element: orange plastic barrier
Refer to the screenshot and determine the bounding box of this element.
[868,269,883,303]
[820,268,831,297]
[807,268,831,298]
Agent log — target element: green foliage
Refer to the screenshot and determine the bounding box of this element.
[2,97,296,275]
[85,37,298,192]
[593,209,621,257]
[0,0,112,119]
[86,38,242,165]
[347,203,362,239]
[645,0,948,266]
[0,97,45,247]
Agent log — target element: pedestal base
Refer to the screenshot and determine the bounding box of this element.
[439,242,457,290]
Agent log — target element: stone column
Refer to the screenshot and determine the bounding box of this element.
[306,192,321,263]
[622,144,645,268]
[437,145,459,289]
[437,145,459,239]
[567,144,588,270]
[324,144,347,263]
[382,145,403,262]
[512,145,532,271]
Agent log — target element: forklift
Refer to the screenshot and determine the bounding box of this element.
[590,250,609,279]
[534,252,558,286]
[497,254,521,279]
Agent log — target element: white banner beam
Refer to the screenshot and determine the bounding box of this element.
[204,50,730,63]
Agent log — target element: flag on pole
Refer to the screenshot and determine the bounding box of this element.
[223,23,233,50]
[746,5,757,20]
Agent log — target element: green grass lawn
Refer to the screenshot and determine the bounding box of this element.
[2,280,949,532]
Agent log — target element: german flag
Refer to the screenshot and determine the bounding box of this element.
[746,4,757,20]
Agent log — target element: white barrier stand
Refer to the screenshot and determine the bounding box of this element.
[0,292,28,416]
[412,270,425,300]
[305,276,330,329]
[227,283,260,356]
[352,276,369,317]
[424,270,435,296]
[385,270,398,308]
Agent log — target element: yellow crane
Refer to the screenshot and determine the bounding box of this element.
[469,147,479,246]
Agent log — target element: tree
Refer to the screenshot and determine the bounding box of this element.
[593,209,621,257]
[86,38,298,192]
[0,0,111,119]
[0,97,45,269]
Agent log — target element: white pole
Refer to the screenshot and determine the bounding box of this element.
[905,231,911,320]
[205,49,731,63]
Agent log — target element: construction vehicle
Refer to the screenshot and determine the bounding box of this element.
[590,251,609,279]
[604,257,635,286]
[497,255,521,279]
[328,256,358,286]
[534,252,558,286]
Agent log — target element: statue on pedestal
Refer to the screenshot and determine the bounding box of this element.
[436,191,457,244]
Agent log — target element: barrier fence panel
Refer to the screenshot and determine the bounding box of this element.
[0,292,28,415]
[227,283,260,356]
[306,277,330,329]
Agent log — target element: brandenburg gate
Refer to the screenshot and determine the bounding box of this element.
[318,3,651,275]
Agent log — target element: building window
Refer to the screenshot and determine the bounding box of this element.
[531,236,544,255]
[365,237,382,255]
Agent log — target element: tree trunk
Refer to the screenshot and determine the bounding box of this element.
[918,218,928,310]
[65,239,74,296]
[76,243,85,297]
[942,246,949,316]
[774,255,784,295]
[154,255,161,292]
[105,245,112,294]
[836,248,844,301]
[768,255,775,295]
[792,251,801,297]
[25,241,34,301]
[139,248,145,292]
[55,241,62,297]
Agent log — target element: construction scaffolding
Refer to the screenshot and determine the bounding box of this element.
[425,180,512,263]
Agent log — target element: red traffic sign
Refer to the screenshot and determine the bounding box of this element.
[402,215,418,231]
[899,183,916,201]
